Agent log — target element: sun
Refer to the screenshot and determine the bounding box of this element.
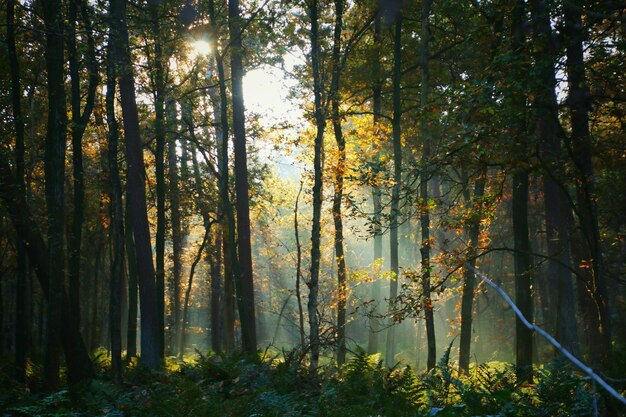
[190,40,211,59]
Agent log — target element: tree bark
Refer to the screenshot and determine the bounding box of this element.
[67,0,98,328]
[42,0,67,386]
[458,173,485,373]
[330,0,347,367]
[511,0,534,382]
[109,0,161,369]
[106,37,124,382]
[125,195,138,358]
[229,0,257,355]
[7,0,28,382]
[529,0,578,360]
[564,0,609,364]
[386,11,402,367]
[419,0,436,371]
[368,9,383,356]
[308,0,326,370]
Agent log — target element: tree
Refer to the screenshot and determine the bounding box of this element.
[109,0,161,370]
[229,0,257,355]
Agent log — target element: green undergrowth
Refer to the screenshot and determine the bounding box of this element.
[0,347,621,417]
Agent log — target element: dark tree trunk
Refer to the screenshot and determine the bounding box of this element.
[109,0,161,369]
[419,0,436,371]
[330,0,347,367]
[7,0,28,382]
[386,11,402,367]
[229,0,257,355]
[106,38,124,383]
[308,0,326,370]
[511,0,534,382]
[294,183,306,347]
[208,0,237,353]
[529,0,578,359]
[67,0,98,329]
[149,0,167,358]
[42,0,67,386]
[458,174,485,373]
[125,196,138,358]
[564,0,609,365]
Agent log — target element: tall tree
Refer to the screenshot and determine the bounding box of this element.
[330,0,347,367]
[106,36,124,382]
[385,9,402,367]
[7,0,28,382]
[67,0,98,326]
[109,0,161,369]
[307,0,326,370]
[563,0,610,364]
[229,0,258,355]
[418,0,436,371]
[42,0,68,386]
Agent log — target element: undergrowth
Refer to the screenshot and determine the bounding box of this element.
[0,347,619,417]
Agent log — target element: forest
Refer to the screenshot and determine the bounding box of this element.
[0,0,626,415]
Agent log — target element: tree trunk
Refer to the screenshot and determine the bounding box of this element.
[68,0,98,330]
[294,182,306,347]
[511,0,534,382]
[529,0,578,360]
[7,0,28,382]
[419,0,436,371]
[458,173,485,373]
[229,0,257,355]
[109,0,161,369]
[564,0,609,365]
[166,100,183,355]
[330,0,347,367]
[42,0,67,386]
[368,9,383,356]
[208,0,237,353]
[125,196,138,358]
[386,11,402,367]
[106,37,124,383]
[308,0,326,370]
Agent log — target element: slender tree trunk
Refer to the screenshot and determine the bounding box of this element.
[368,9,383,356]
[229,0,257,355]
[125,196,138,358]
[7,0,28,382]
[42,0,67,386]
[564,0,609,364]
[67,0,98,329]
[386,11,402,367]
[511,0,534,382]
[106,39,124,382]
[308,0,326,370]
[109,0,161,369]
[294,182,306,347]
[419,0,436,371]
[180,228,209,356]
[458,173,485,373]
[166,100,183,355]
[329,0,347,367]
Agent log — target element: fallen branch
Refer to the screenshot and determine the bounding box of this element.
[466,263,626,407]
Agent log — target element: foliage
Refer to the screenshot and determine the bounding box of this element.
[0,349,611,417]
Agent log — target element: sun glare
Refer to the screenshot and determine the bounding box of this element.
[190,40,211,59]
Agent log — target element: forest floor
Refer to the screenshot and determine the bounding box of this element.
[1,348,624,416]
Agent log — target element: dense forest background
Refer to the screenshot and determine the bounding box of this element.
[1,0,626,414]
